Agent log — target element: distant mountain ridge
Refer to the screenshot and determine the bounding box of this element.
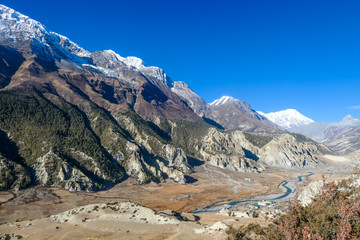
[202,96,281,134]
[171,81,207,114]
[290,114,360,154]
[258,109,314,129]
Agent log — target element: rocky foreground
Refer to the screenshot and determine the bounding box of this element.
[0,201,233,240]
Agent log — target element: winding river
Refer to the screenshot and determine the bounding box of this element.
[192,172,314,214]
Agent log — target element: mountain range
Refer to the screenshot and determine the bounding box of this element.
[0,4,348,192]
[290,115,360,154]
[258,108,360,156]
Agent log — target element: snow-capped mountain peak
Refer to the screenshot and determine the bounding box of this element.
[0,4,90,60]
[96,51,151,71]
[258,109,314,129]
[339,114,360,126]
[0,4,174,87]
[0,4,46,40]
[121,56,144,69]
[342,114,356,122]
[210,96,235,106]
[101,50,124,62]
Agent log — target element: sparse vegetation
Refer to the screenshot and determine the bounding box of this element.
[0,90,127,189]
[243,132,273,148]
[290,133,333,155]
[227,169,360,239]
[0,155,31,190]
[226,223,282,240]
[171,121,211,157]
[0,234,11,240]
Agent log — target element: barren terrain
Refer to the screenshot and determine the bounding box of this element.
[0,158,355,239]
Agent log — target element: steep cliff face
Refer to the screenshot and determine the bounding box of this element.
[258,134,323,168]
[191,128,327,170]
[33,150,98,192]
[196,128,264,172]
[171,81,208,115]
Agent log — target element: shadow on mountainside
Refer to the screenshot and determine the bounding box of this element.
[202,117,224,130]
[187,157,205,167]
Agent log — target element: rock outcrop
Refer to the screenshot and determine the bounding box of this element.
[197,128,264,172]
[125,142,187,184]
[259,134,322,168]
[33,150,97,192]
[171,81,208,115]
[194,221,229,234]
[297,180,324,206]
[298,172,360,206]
[162,144,193,174]
[51,201,182,224]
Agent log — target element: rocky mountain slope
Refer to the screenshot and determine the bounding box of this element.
[0,4,329,191]
[203,96,281,134]
[171,81,208,115]
[291,115,360,154]
[258,109,314,129]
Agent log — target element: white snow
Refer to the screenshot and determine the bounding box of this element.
[0,4,173,87]
[340,114,360,126]
[0,4,46,40]
[122,56,144,69]
[82,64,120,78]
[95,50,173,87]
[0,4,90,64]
[258,109,314,129]
[102,50,124,62]
[209,96,235,106]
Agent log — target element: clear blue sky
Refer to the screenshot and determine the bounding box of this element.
[3,0,360,122]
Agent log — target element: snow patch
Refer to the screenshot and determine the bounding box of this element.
[0,4,90,62]
[258,109,314,129]
[209,96,235,106]
[82,64,120,78]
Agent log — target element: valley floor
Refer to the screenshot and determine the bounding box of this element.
[0,157,355,239]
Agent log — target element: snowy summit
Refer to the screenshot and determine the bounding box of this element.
[258,109,314,129]
[210,96,236,106]
[0,4,173,88]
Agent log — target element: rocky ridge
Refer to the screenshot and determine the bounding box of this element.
[258,134,321,168]
[171,81,208,114]
[202,96,281,134]
[290,115,360,154]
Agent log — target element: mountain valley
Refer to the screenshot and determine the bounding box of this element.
[0,4,359,239]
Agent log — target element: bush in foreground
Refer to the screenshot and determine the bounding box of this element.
[227,170,360,240]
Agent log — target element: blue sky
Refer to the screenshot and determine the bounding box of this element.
[2,0,360,122]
